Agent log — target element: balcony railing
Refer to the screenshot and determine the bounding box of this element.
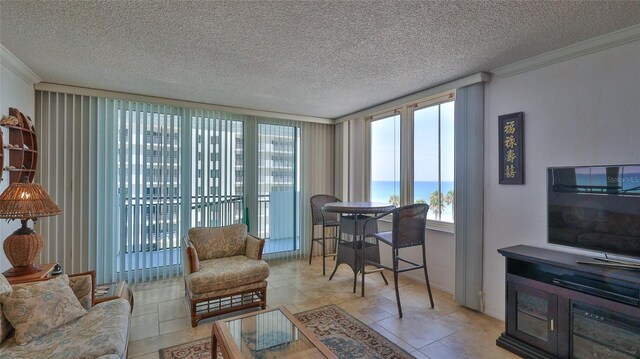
[121,194,244,253]
[121,192,299,256]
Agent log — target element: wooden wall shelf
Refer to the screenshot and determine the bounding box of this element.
[0,125,3,183]
[1,107,38,184]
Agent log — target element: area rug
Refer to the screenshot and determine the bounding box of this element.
[159,304,414,359]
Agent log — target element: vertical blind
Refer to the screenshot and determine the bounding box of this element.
[186,109,245,229]
[257,124,300,257]
[35,91,334,283]
[116,102,183,283]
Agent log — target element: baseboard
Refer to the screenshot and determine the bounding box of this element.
[483,308,505,321]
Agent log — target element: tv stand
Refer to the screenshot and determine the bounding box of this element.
[497,245,640,359]
[586,254,640,268]
[576,259,640,270]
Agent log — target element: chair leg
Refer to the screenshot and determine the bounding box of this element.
[334,228,340,261]
[262,287,268,309]
[329,260,339,280]
[361,262,366,297]
[422,243,435,308]
[322,236,326,276]
[394,250,403,318]
[353,270,357,293]
[308,231,314,265]
[190,300,198,327]
[380,271,388,285]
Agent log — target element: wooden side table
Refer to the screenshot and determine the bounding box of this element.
[3,263,56,285]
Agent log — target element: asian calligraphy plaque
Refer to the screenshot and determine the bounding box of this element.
[499,112,524,184]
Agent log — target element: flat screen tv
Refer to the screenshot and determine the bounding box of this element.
[547,164,640,259]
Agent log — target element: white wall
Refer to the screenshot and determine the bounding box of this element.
[0,48,37,271]
[483,40,640,319]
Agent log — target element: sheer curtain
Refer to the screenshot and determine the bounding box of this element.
[36,90,334,283]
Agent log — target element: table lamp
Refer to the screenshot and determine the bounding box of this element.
[0,177,61,276]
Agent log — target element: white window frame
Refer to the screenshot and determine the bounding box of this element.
[365,90,456,233]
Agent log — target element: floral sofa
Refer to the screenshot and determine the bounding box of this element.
[0,271,130,359]
[183,223,269,327]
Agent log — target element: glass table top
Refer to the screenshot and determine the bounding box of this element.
[222,308,328,359]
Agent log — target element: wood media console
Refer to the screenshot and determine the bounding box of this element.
[497,245,639,358]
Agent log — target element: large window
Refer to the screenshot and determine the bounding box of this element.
[117,104,183,275]
[190,114,244,228]
[367,92,455,229]
[369,114,400,205]
[414,101,454,222]
[257,124,300,254]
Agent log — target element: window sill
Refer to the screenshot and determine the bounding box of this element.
[375,218,454,234]
[426,220,454,234]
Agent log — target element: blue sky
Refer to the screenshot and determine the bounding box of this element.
[370,102,454,182]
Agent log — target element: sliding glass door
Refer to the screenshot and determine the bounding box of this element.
[189,112,244,228]
[256,124,300,255]
[116,103,183,280]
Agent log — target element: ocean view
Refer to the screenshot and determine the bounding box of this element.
[371,180,454,221]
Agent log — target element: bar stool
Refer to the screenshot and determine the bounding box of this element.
[362,203,434,317]
[309,194,341,275]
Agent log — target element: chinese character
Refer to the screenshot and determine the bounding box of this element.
[506,149,517,163]
[504,135,517,149]
[504,121,516,135]
[505,164,516,178]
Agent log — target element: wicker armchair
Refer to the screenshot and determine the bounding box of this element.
[182,224,269,327]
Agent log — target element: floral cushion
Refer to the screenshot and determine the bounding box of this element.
[1,275,86,345]
[187,255,269,294]
[0,274,12,344]
[68,274,93,310]
[245,235,263,260]
[0,298,130,358]
[188,224,248,260]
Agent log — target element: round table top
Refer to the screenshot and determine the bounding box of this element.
[322,201,395,214]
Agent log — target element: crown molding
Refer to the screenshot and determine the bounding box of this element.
[0,44,42,85]
[335,72,491,124]
[492,24,640,78]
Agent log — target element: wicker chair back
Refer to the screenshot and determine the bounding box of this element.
[392,203,429,249]
[310,194,341,225]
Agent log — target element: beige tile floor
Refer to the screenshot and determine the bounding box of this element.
[127,258,519,359]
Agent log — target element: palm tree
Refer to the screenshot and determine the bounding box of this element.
[415,199,426,204]
[429,190,445,219]
[445,190,454,207]
[388,194,400,207]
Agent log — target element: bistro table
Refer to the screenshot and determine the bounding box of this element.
[322,202,395,296]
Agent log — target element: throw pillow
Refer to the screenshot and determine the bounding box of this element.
[0,274,12,344]
[189,224,247,260]
[1,274,87,345]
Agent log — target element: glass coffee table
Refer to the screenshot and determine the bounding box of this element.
[212,307,337,359]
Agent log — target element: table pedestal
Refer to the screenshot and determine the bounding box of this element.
[331,240,382,292]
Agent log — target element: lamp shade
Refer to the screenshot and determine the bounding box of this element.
[0,181,61,219]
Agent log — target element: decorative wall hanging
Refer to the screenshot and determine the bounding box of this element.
[499,112,524,184]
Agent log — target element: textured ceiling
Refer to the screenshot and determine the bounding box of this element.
[1,1,640,119]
